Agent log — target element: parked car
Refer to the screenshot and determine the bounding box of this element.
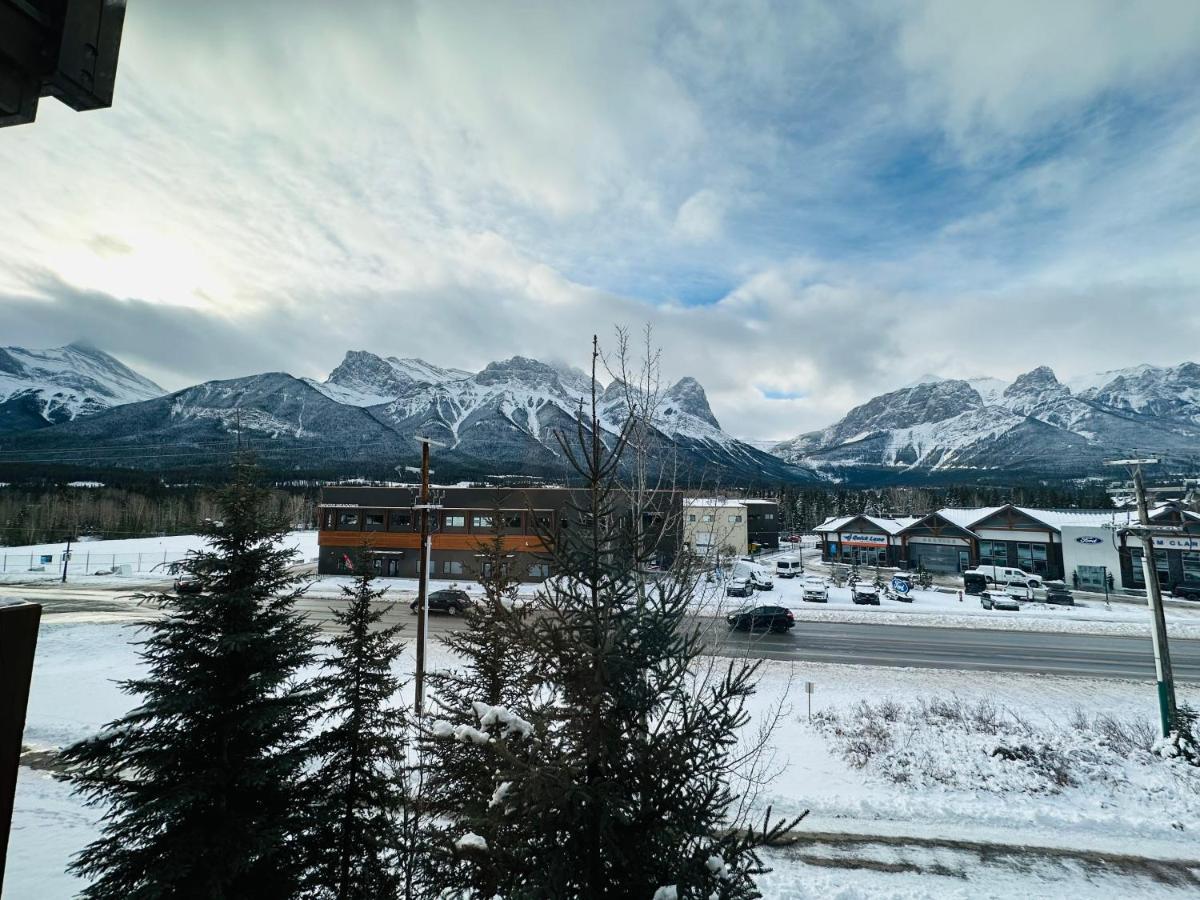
[851,585,880,606]
[173,574,202,595]
[775,556,802,579]
[726,605,795,633]
[725,577,754,598]
[748,569,774,591]
[411,588,472,614]
[980,590,1020,611]
[966,565,1043,589]
[801,576,828,603]
[1170,583,1200,602]
[963,572,988,595]
[1042,580,1075,606]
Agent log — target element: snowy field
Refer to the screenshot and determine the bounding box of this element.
[4,530,1199,639]
[8,620,1200,898]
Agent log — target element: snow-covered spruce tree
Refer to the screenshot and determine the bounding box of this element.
[428,337,801,899]
[418,497,541,897]
[303,550,413,900]
[59,457,321,900]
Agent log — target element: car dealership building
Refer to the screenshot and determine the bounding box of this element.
[816,503,1200,593]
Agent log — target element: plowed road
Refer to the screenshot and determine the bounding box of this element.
[5,583,1198,681]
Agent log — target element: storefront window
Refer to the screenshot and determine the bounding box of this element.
[530,563,550,578]
[978,540,1002,566]
[1130,547,1171,586]
[389,511,412,531]
[1182,552,1200,584]
[441,560,464,575]
[444,514,466,529]
[1016,543,1048,575]
[471,514,493,530]
[337,512,359,529]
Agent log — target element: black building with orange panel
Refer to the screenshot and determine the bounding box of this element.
[317,485,683,582]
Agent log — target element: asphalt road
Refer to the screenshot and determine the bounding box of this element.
[7,583,1199,681]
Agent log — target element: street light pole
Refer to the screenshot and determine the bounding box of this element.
[410,436,446,715]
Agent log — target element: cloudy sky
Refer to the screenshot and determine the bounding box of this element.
[3,0,1200,440]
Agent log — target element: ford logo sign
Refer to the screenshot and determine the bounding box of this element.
[1075,536,1103,544]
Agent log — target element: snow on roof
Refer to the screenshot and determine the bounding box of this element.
[936,507,1005,529]
[685,497,746,508]
[826,505,1154,537]
[740,498,778,505]
[814,514,918,535]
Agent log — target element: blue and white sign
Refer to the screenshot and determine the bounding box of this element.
[890,575,911,594]
[1075,536,1104,545]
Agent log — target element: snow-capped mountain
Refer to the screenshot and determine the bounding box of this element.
[305,351,472,406]
[0,343,164,433]
[773,362,1200,477]
[3,350,814,483]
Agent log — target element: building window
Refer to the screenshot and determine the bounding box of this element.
[1128,547,1170,586]
[472,514,493,530]
[1183,552,1200,584]
[728,514,742,524]
[324,511,334,529]
[389,511,412,530]
[502,513,522,529]
[364,512,385,531]
[529,563,550,578]
[765,513,774,520]
[337,512,359,529]
[688,514,696,523]
[444,514,466,529]
[701,514,714,523]
[442,560,464,575]
[979,540,1006,566]
[535,513,554,530]
[372,558,383,573]
[1016,542,1048,575]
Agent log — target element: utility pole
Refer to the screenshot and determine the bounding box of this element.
[61,495,76,584]
[1108,457,1177,735]
[409,436,446,715]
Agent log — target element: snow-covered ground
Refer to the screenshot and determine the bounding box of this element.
[8,620,1200,897]
[0,531,319,581]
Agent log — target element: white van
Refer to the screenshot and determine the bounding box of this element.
[775,556,802,578]
[966,565,1043,589]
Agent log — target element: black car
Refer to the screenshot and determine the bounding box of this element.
[1043,583,1075,606]
[726,605,795,633]
[851,586,880,606]
[411,588,472,614]
[1170,584,1200,602]
[173,575,202,595]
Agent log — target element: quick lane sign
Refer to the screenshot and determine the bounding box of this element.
[842,533,888,546]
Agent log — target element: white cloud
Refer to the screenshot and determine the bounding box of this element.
[1,0,1199,445]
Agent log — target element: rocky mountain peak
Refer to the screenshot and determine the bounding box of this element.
[1002,366,1071,417]
[662,377,720,430]
[474,356,564,387]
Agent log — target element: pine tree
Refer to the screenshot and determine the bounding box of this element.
[304,550,412,900]
[424,338,801,899]
[60,458,321,900]
[418,498,540,897]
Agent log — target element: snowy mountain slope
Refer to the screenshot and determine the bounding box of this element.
[305,351,471,406]
[773,362,1200,476]
[0,343,164,433]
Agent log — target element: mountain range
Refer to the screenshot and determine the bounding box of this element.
[3,346,1197,483]
[772,363,1200,479]
[0,346,813,484]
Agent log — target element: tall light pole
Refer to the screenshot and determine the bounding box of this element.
[409,436,446,715]
[1108,457,1177,735]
